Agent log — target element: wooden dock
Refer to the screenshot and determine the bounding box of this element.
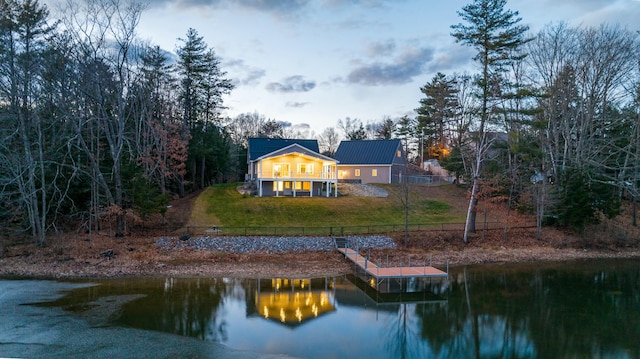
[336,247,448,280]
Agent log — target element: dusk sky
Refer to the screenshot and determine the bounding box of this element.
[53,0,640,134]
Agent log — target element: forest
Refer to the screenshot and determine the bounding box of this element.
[1,0,639,245]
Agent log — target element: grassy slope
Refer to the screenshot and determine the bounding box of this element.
[187,183,469,230]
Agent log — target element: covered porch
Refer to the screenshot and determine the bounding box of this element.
[258,179,338,197]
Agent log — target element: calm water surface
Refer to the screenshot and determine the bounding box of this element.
[2,258,640,359]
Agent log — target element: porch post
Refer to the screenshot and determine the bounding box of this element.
[334,165,338,197]
[259,179,263,197]
[293,180,297,197]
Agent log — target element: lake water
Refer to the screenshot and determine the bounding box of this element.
[1,258,639,359]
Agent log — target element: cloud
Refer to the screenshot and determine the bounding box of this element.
[346,47,434,86]
[366,39,396,57]
[286,101,309,108]
[517,0,640,30]
[266,76,316,93]
[576,0,640,28]
[146,0,310,14]
[242,69,267,85]
[224,59,266,86]
[323,0,401,8]
[146,0,402,15]
[427,46,475,73]
[535,0,615,12]
[233,0,311,13]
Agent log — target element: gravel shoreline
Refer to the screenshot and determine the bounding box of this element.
[3,232,640,279]
[155,235,397,253]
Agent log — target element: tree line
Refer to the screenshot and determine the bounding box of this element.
[0,0,238,243]
[439,0,640,241]
[320,0,640,242]
[1,0,639,245]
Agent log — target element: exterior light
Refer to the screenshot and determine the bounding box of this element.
[296,307,302,322]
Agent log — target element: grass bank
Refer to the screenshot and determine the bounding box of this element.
[185,183,469,235]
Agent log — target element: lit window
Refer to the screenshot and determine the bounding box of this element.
[372,169,377,177]
[397,150,401,157]
[297,163,314,174]
[355,169,360,177]
[273,163,289,177]
[273,181,284,191]
[295,182,311,190]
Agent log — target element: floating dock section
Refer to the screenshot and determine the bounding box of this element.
[334,237,448,293]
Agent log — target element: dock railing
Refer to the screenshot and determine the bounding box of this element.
[335,242,449,280]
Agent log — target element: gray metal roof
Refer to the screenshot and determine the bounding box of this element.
[334,139,402,165]
[248,138,319,161]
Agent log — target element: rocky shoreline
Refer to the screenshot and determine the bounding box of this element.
[2,231,640,279]
[156,235,397,253]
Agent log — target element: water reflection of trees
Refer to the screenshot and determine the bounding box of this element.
[413,261,640,358]
[42,261,640,358]
[382,303,429,359]
[117,278,241,341]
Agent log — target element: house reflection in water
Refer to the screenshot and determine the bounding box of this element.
[254,278,336,327]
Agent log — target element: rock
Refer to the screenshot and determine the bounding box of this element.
[155,235,397,253]
[100,249,115,259]
[180,233,190,241]
[338,183,388,197]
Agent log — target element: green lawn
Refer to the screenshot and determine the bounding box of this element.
[186,183,467,235]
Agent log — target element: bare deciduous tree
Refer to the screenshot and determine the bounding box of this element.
[318,127,340,156]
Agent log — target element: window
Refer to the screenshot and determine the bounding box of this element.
[297,163,314,174]
[372,169,377,177]
[273,163,289,177]
[355,169,360,177]
[397,150,401,157]
[294,182,311,191]
[273,181,284,192]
